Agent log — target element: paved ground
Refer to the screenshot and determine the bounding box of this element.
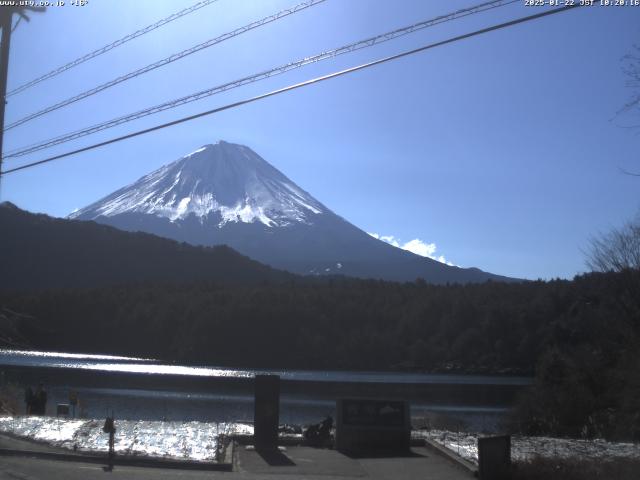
[0,433,73,454]
[236,445,474,479]
[0,435,474,479]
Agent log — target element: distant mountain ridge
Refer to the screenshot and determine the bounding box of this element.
[0,202,292,291]
[70,141,516,284]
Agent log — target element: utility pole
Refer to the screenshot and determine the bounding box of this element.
[0,8,13,192]
[0,6,45,195]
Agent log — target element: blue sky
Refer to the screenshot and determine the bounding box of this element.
[2,0,639,280]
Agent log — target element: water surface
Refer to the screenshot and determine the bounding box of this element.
[1,349,528,431]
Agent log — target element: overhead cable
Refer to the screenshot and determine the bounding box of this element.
[4,0,326,130]
[1,4,582,177]
[4,0,517,160]
[7,0,221,97]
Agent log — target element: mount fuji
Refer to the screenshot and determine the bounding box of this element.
[70,141,513,283]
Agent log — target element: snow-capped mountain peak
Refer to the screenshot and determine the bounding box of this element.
[70,141,324,227]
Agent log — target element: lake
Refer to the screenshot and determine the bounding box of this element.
[0,349,531,432]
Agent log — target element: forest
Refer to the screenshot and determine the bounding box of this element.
[1,267,638,440]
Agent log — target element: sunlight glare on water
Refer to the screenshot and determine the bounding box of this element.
[0,349,152,362]
[77,363,252,377]
[0,349,533,384]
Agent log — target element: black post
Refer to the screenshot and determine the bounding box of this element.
[478,435,511,480]
[254,374,280,449]
[0,9,12,192]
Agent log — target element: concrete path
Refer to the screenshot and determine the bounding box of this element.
[237,445,474,479]
[0,446,474,479]
[0,432,474,479]
[0,432,75,454]
[0,456,217,479]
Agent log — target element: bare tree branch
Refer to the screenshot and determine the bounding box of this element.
[586,217,640,272]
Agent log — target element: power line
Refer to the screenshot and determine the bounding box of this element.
[6,0,220,98]
[4,0,518,160]
[0,4,582,177]
[4,0,326,131]
[11,16,22,33]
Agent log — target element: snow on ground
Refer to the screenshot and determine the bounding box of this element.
[3,416,638,464]
[414,430,640,465]
[0,416,253,461]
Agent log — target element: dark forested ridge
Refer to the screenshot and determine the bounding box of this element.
[0,202,293,290]
[2,271,636,374]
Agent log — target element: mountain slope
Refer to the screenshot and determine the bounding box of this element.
[71,141,515,284]
[0,202,293,291]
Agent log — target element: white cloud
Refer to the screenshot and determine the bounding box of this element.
[368,232,456,266]
[402,238,437,258]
